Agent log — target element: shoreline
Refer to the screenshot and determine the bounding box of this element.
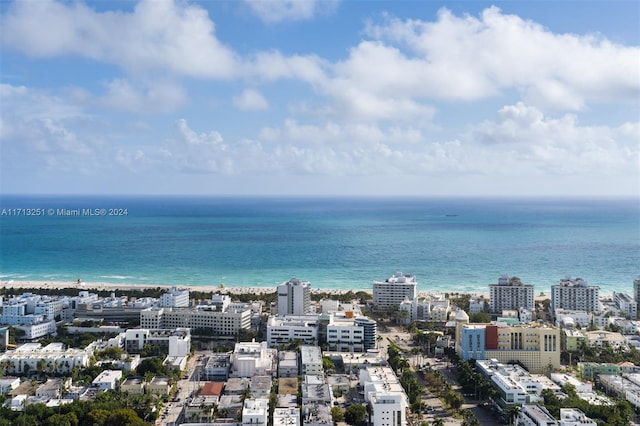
[0,280,496,299]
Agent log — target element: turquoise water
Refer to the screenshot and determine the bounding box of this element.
[0,196,638,295]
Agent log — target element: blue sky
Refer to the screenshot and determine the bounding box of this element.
[1,0,638,196]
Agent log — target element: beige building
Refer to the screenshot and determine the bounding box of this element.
[147,376,171,396]
[121,377,145,395]
[456,314,561,373]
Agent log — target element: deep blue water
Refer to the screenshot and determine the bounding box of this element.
[0,195,638,295]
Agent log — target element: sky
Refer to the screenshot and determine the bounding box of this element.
[0,0,639,197]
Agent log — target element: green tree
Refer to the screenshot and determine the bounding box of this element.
[344,404,366,425]
[322,356,335,372]
[106,408,146,426]
[468,312,491,323]
[443,390,463,410]
[331,406,345,423]
[87,409,111,426]
[136,357,166,377]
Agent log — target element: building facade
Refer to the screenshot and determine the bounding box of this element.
[140,306,251,335]
[159,287,190,308]
[489,275,534,313]
[456,316,561,373]
[372,272,417,310]
[277,278,311,316]
[551,278,600,316]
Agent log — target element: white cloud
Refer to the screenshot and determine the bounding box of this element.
[356,6,639,109]
[1,0,239,78]
[471,102,639,174]
[99,79,186,113]
[233,89,269,111]
[244,0,338,24]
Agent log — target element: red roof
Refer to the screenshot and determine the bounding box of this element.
[200,382,224,396]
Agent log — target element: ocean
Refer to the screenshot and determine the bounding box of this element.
[0,195,638,295]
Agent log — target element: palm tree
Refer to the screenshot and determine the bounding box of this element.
[240,386,253,404]
[505,404,522,426]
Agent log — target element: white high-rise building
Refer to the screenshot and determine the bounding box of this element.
[372,272,417,309]
[551,277,600,316]
[159,287,190,308]
[489,275,535,313]
[634,277,640,319]
[277,278,311,316]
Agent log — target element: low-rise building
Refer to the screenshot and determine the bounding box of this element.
[242,398,269,426]
[274,407,301,426]
[0,377,20,394]
[91,370,122,391]
[518,404,558,426]
[121,377,145,395]
[147,376,170,396]
[124,328,191,357]
[278,351,298,378]
[204,353,230,381]
[0,342,90,375]
[230,341,276,378]
[558,408,597,426]
[300,346,323,376]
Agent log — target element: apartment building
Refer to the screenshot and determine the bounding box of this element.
[159,287,190,308]
[489,275,534,313]
[551,277,600,315]
[277,278,311,316]
[140,306,251,335]
[373,272,417,310]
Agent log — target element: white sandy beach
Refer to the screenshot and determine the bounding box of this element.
[0,279,378,297]
[0,280,504,302]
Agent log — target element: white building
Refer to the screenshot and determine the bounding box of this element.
[300,346,323,376]
[469,296,487,314]
[159,287,190,308]
[15,320,57,340]
[549,373,592,394]
[369,393,407,426]
[398,294,450,323]
[360,366,408,426]
[277,278,311,316]
[266,315,319,348]
[140,306,251,335]
[91,370,122,391]
[278,351,298,378]
[551,277,600,316]
[585,331,626,349]
[373,272,417,310]
[554,309,591,329]
[242,398,269,426]
[475,360,559,406]
[613,292,637,319]
[489,275,535,313]
[0,377,20,394]
[124,328,191,357]
[274,407,301,426]
[230,341,275,378]
[0,343,90,375]
[518,405,558,426]
[203,353,230,381]
[558,408,597,426]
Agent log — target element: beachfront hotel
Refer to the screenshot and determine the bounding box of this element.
[158,286,190,308]
[489,275,535,313]
[551,277,600,316]
[277,278,311,316]
[372,272,417,309]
